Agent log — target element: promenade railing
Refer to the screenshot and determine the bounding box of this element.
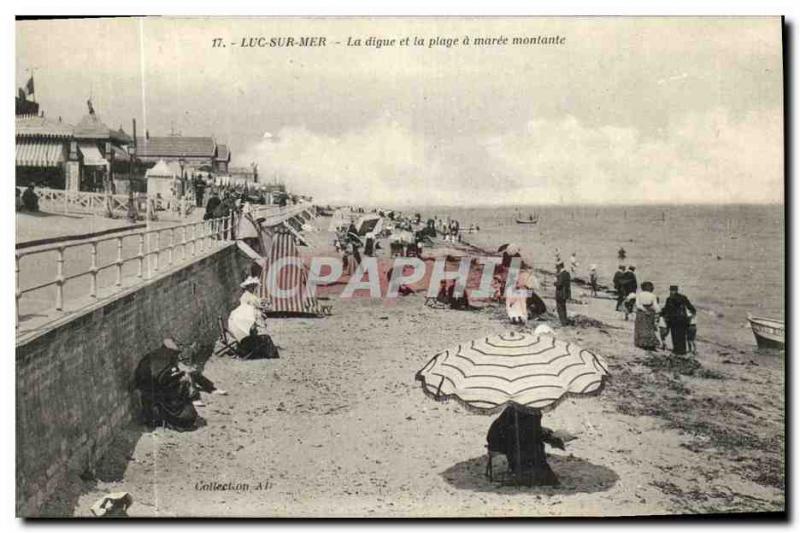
[16,186,195,221]
[15,201,313,330]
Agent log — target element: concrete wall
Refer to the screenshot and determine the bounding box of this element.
[16,243,250,516]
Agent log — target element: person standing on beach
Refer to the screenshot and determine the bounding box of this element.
[554,262,571,326]
[633,281,661,351]
[661,285,696,356]
[612,265,626,311]
[589,265,598,297]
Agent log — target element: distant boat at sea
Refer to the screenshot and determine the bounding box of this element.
[515,213,539,225]
[747,314,785,350]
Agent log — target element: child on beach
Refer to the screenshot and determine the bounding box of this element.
[589,265,598,297]
[687,312,698,355]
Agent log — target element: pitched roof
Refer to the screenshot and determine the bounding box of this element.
[136,136,217,158]
[16,115,74,139]
[74,113,114,139]
[217,144,230,161]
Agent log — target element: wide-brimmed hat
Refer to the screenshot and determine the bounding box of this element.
[163,338,181,353]
[240,276,261,288]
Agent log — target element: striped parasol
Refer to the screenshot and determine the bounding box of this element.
[415,331,609,414]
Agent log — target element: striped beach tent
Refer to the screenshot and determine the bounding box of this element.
[259,228,323,317]
[416,331,609,414]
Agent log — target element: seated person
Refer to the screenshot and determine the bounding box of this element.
[486,406,560,484]
[227,277,279,359]
[134,338,200,431]
[21,184,39,211]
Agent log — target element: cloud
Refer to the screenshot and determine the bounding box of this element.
[240,108,783,206]
[487,108,783,205]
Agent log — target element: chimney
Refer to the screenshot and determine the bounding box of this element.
[145,130,150,140]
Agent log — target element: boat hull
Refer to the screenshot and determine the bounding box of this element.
[748,315,785,350]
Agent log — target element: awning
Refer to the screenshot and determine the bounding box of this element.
[16,140,65,167]
[78,142,107,166]
[110,144,130,162]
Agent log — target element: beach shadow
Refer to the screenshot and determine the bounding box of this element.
[441,453,618,495]
[37,422,146,517]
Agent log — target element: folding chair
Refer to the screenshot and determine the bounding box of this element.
[214,316,244,358]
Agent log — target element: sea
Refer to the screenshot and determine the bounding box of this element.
[408,204,785,351]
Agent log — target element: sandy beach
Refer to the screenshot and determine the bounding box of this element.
[41,219,784,518]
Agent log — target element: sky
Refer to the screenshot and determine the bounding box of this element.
[16,17,784,206]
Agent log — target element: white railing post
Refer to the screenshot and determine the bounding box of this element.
[153,232,160,273]
[116,237,123,286]
[167,229,173,266]
[55,247,64,311]
[137,234,144,278]
[181,226,187,262]
[90,241,98,298]
[15,254,20,328]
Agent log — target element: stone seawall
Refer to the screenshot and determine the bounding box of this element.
[16,243,250,516]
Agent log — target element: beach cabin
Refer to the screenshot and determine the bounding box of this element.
[145,159,181,203]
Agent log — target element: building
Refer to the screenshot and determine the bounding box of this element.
[72,106,133,192]
[135,134,220,170]
[15,114,75,189]
[15,98,133,192]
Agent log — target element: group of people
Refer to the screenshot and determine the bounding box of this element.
[601,258,697,355]
[613,264,639,318]
[134,272,280,432]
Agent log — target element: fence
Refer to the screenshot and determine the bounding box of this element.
[15,201,314,331]
[17,186,194,221]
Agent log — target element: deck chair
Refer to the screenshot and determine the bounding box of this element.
[214,316,244,358]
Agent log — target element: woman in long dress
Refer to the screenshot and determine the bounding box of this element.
[633,281,661,350]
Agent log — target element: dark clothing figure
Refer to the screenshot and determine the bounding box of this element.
[22,186,39,211]
[526,292,547,317]
[364,235,375,257]
[134,346,199,431]
[621,271,638,298]
[612,269,626,310]
[662,292,696,355]
[204,195,221,220]
[486,406,559,485]
[589,271,598,297]
[238,325,280,360]
[555,269,571,326]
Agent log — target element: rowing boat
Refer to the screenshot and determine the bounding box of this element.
[747,314,785,350]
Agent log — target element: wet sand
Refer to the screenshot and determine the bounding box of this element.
[49,221,784,517]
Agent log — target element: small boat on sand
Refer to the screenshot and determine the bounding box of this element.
[747,314,785,350]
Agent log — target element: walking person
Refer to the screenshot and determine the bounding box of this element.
[621,265,638,320]
[554,261,571,326]
[661,285,697,356]
[633,282,661,351]
[612,265,626,311]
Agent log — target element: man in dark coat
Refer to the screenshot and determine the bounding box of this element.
[661,285,696,355]
[612,265,626,310]
[204,191,221,220]
[554,262,571,326]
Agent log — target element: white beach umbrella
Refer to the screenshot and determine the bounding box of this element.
[416,331,609,413]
